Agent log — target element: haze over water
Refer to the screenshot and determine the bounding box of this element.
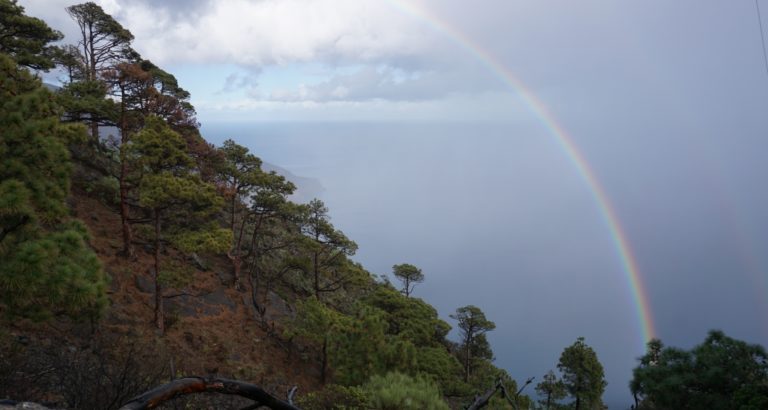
[202,120,768,408]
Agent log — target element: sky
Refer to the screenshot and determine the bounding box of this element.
[19,0,768,407]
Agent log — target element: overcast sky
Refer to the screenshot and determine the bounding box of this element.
[19,0,768,407]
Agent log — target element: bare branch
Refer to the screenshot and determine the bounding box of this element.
[118,376,301,410]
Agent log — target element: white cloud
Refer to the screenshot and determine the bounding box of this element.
[262,63,504,102]
[102,0,437,68]
[194,89,530,122]
[15,0,519,117]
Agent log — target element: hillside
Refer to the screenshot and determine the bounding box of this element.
[2,180,320,407]
[0,2,526,409]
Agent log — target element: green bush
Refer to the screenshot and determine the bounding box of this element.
[364,372,449,410]
[296,384,370,410]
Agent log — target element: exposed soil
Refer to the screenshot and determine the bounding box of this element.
[4,184,322,406]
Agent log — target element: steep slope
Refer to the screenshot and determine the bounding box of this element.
[1,181,322,407]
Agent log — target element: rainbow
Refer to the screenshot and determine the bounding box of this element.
[387,0,656,344]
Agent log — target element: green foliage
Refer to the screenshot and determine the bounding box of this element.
[0,220,106,321]
[358,284,469,393]
[451,305,496,382]
[363,372,450,410]
[334,303,420,386]
[296,384,371,410]
[1,56,77,222]
[536,370,567,409]
[128,116,229,331]
[630,331,768,410]
[296,199,359,298]
[363,285,450,347]
[130,118,226,243]
[412,346,468,395]
[0,0,63,70]
[557,337,606,410]
[218,139,263,196]
[0,53,107,321]
[173,225,231,254]
[286,297,344,345]
[57,80,117,125]
[392,263,423,297]
[157,258,196,289]
[81,175,120,207]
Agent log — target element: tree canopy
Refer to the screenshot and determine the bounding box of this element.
[451,305,496,383]
[630,330,768,410]
[392,263,424,297]
[0,53,107,322]
[0,0,62,70]
[557,337,606,410]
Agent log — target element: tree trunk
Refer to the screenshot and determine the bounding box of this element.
[464,334,472,382]
[87,24,99,144]
[90,122,100,145]
[153,210,164,334]
[230,193,241,289]
[118,87,134,258]
[313,251,320,299]
[546,392,551,410]
[119,155,133,258]
[233,253,242,290]
[320,335,328,385]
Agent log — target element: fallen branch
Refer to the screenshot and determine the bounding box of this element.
[466,376,534,410]
[118,376,301,410]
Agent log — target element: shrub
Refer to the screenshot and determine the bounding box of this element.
[363,372,449,410]
[296,384,370,410]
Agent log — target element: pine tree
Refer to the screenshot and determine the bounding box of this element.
[535,370,567,410]
[0,53,107,322]
[557,337,606,410]
[450,305,496,383]
[128,116,229,333]
[0,0,63,70]
[216,139,266,289]
[392,263,424,297]
[298,199,358,299]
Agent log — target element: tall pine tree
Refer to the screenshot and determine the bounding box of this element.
[128,116,229,333]
[0,53,107,322]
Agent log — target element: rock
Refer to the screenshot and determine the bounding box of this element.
[242,295,257,317]
[202,289,236,312]
[215,269,234,285]
[199,304,223,316]
[165,295,198,318]
[264,291,294,321]
[134,274,154,294]
[106,271,120,294]
[189,253,207,271]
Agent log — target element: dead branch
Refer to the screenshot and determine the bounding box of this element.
[466,376,534,410]
[118,376,301,410]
